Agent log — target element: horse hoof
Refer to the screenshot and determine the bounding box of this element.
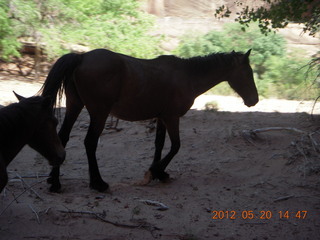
[136,170,153,186]
[158,171,170,182]
[149,168,170,182]
[49,183,62,193]
[90,181,109,192]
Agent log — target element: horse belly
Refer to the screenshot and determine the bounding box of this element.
[111,97,164,121]
[110,69,171,121]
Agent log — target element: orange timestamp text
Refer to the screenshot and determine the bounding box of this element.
[211,210,308,220]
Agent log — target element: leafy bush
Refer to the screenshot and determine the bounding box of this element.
[0,0,161,61]
[261,53,319,100]
[0,0,21,60]
[205,101,219,112]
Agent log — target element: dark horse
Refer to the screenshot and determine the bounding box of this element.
[40,49,258,192]
[0,93,65,192]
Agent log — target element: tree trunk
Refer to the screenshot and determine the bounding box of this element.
[147,0,165,17]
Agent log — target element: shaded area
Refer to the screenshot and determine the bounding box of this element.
[1,108,319,240]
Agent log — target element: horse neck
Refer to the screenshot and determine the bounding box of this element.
[188,64,233,97]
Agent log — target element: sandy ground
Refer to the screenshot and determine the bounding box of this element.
[1,75,320,240]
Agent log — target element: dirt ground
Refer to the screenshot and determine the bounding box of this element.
[1,74,320,240]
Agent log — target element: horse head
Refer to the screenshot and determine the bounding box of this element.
[227,50,259,107]
[14,92,65,167]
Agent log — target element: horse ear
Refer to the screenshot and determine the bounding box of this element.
[245,49,252,58]
[240,49,252,64]
[13,91,25,102]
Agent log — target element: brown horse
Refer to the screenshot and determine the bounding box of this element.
[0,93,65,192]
[40,49,258,192]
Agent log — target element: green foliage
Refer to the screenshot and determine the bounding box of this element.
[261,52,319,100]
[0,0,161,61]
[62,1,160,58]
[214,1,320,100]
[215,0,320,36]
[205,101,219,112]
[0,0,21,60]
[176,23,285,78]
[175,23,319,100]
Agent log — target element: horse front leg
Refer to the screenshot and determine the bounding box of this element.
[0,153,8,193]
[47,89,84,193]
[47,126,68,193]
[47,166,61,192]
[148,117,180,182]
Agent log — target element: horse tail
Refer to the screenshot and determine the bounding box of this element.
[39,53,82,107]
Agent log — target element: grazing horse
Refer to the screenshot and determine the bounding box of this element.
[40,49,258,192]
[0,93,65,192]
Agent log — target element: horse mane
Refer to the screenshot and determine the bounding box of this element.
[181,52,245,74]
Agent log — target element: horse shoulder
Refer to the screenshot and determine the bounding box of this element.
[158,70,196,117]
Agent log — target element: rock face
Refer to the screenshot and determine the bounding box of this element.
[147,0,220,17]
[145,0,319,54]
[145,0,268,18]
[145,0,228,51]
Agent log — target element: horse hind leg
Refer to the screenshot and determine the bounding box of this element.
[153,119,167,163]
[140,119,167,185]
[84,109,110,192]
[59,80,84,147]
[148,117,180,182]
[48,81,84,192]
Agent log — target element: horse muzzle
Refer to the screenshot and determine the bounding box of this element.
[50,150,66,167]
[244,95,259,107]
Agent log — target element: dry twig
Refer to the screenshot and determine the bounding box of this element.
[15,173,44,201]
[138,199,169,211]
[242,127,306,137]
[274,195,295,202]
[28,204,40,224]
[242,127,320,152]
[105,115,122,132]
[295,144,308,178]
[311,96,320,119]
[60,209,162,233]
[10,173,51,179]
[0,179,46,216]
